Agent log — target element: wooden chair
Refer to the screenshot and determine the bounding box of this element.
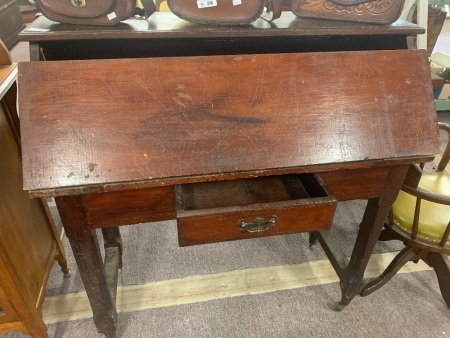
[361,122,450,307]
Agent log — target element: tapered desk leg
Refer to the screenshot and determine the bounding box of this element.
[55,195,117,338]
[102,227,123,269]
[335,164,409,310]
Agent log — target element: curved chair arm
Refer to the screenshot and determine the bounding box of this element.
[402,183,450,206]
[363,123,450,303]
[438,122,450,171]
[398,123,450,246]
[400,181,450,247]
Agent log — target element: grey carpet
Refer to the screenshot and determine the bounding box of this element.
[6,199,450,338]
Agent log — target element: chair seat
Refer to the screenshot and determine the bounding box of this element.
[392,171,450,244]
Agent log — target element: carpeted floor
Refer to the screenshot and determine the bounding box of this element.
[7,200,450,338]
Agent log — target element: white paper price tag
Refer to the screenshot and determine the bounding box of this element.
[197,0,217,8]
[107,12,117,20]
[233,0,242,5]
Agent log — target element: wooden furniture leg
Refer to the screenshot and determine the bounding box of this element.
[102,227,123,269]
[335,165,410,310]
[424,252,450,308]
[102,227,123,304]
[40,199,70,276]
[29,42,41,61]
[55,195,117,338]
[308,232,319,249]
[360,245,418,296]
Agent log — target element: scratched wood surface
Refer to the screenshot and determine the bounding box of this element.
[19,49,440,196]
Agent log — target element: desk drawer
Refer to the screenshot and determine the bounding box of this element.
[176,174,337,246]
[83,186,176,229]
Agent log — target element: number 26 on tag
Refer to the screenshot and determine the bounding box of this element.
[197,0,217,8]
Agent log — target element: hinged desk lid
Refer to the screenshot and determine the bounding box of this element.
[19,49,440,196]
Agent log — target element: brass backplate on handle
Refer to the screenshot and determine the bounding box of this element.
[237,215,278,233]
[71,0,86,7]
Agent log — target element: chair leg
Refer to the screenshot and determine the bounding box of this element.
[423,253,450,308]
[309,231,319,249]
[360,245,417,297]
[378,226,404,242]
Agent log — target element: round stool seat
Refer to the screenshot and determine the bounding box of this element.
[392,171,450,244]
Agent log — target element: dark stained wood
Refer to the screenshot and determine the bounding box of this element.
[20,13,424,42]
[320,167,389,201]
[81,165,404,239]
[0,81,20,148]
[178,202,335,246]
[34,34,412,61]
[55,195,117,338]
[312,229,349,279]
[101,227,123,269]
[360,123,450,306]
[19,13,423,61]
[334,164,410,310]
[176,174,337,246]
[19,49,439,198]
[28,42,41,62]
[360,245,419,297]
[84,186,176,229]
[423,253,450,307]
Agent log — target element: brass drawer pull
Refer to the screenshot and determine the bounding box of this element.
[71,0,86,7]
[237,215,278,233]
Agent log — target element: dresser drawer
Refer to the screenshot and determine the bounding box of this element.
[176,174,337,246]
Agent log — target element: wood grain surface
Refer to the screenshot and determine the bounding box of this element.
[19,49,439,196]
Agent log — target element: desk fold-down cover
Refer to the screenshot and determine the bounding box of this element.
[19,49,440,197]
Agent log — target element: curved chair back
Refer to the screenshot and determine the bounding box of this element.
[361,122,450,308]
[391,122,450,252]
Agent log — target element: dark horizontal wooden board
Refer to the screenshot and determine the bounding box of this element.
[19,49,440,194]
[83,185,175,229]
[19,13,423,42]
[320,167,389,201]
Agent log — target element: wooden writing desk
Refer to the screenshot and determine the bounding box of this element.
[18,13,441,338]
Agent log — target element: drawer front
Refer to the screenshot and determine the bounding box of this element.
[83,186,176,229]
[176,174,337,246]
[320,167,389,201]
